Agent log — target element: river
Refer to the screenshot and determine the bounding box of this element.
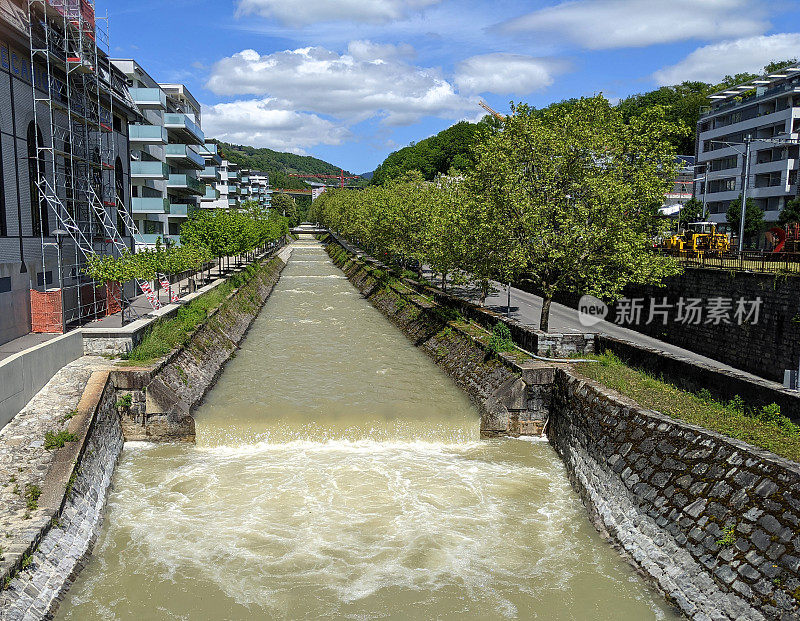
[57,238,677,620]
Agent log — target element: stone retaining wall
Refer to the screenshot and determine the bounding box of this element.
[112,246,292,442]
[549,369,800,620]
[325,240,552,437]
[0,371,123,620]
[325,231,594,358]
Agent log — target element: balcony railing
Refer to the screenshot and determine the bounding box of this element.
[168,174,205,195]
[201,186,221,200]
[129,124,168,144]
[199,165,221,181]
[131,161,170,179]
[128,87,167,109]
[164,113,204,145]
[131,197,169,213]
[165,144,205,169]
[168,204,197,217]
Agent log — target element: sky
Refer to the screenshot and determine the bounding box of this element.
[100,0,800,174]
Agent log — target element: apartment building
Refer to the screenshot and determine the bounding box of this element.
[695,65,800,226]
[0,0,136,343]
[111,59,217,247]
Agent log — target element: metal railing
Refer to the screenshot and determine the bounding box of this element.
[658,249,800,273]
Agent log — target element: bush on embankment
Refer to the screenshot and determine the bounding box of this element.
[125,257,281,364]
[577,352,800,461]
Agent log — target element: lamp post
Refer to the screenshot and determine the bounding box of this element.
[52,228,68,334]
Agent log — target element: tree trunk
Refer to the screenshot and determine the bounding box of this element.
[540,296,553,332]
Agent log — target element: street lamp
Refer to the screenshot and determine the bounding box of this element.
[52,228,69,334]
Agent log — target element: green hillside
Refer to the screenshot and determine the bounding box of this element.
[209,140,362,189]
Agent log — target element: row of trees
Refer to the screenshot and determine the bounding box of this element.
[311,96,684,331]
[84,202,289,312]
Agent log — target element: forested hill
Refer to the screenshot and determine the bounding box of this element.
[370,121,481,185]
[209,140,360,189]
[371,59,798,185]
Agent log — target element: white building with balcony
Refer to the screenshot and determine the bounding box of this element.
[695,65,800,226]
[111,60,216,246]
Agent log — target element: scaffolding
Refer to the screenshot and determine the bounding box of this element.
[26,0,158,330]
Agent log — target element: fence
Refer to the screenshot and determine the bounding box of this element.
[658,249,800,273]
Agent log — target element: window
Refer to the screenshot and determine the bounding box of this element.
[113,114,122,133]
[27,122,48,236]
[143,220,162,235]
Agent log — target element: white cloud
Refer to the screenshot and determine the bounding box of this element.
[235,0,442,26]
[653,33,800,85]
[202,99,350,153]
[455,53,569,95]
[497,0,769,50]
[206,44,472,125]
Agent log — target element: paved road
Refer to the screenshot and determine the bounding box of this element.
[421,268,777,383]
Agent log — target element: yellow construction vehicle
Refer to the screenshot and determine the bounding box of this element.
[663,222,730,254]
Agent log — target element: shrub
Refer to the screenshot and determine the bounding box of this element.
[44,430,78,450]
[488,322,515,354]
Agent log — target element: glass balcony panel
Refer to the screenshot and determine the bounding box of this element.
[168,174,205,196]
[165,144,205,169]
[163,113,205,145]
[131,161,170,179]
[129,88,167,109]
[131,197,169,213]
[129,125,168,144]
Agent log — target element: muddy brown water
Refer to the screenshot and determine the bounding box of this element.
[57,239,679,620]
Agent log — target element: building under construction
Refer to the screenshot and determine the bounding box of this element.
[0,0,137,343]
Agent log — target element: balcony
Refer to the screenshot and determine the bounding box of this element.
[196,143,222,165]
[131,161,170,180]
[129,88,167,109]
[164,113,204,145]
[168,204,197,218]
[199,166,221,181]
[129,124,168,144]
[131,197,169,213]
[168,174,205,196]
[165,144,205,170]
[201,186,221,201]
[228,198,239,207]
[136,233,181,247]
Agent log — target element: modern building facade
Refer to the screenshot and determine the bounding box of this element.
[695,65,800,226]
[0,0,136,343]
[110,59,215,247]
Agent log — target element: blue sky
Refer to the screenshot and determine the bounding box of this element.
[100,0,800,174]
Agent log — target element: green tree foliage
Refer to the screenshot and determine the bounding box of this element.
[270,193,299,225]
[678,197,706,227]
[778,197,800,226]
[371,121,481,185]
[312,95,683,332]
[726,195,765,246]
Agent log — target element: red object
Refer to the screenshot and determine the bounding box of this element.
[106,281,122,315]
[768,227,787,253]
[30,289,63,333]
[289,169,360,189]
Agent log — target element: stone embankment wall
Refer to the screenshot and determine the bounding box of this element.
[325,231,594,358]
[550,369,800,621]
[113,246,292,442]
[325,240,553,436]
[0,371,123,620]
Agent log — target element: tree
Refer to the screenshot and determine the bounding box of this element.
[678,197,705,227]
[467,97,684,332]
[271,193,299,225]
[778,198,800,226]
[726,195,764,247]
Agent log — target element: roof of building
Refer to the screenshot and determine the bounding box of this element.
[707,65,800,103]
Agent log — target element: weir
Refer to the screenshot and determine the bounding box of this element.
[52,238,676,619]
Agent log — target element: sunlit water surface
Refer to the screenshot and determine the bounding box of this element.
[58,239,678,620]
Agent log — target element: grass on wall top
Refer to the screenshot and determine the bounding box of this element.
[577,352,800,462]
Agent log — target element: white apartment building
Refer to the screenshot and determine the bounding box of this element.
[696,65,800,226]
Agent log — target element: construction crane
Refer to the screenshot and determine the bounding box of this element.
[479,100,507,121]
[289,169,360,189]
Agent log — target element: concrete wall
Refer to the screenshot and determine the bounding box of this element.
[0,330,83,429]
[549,370,800,620]
[0,260,31,343]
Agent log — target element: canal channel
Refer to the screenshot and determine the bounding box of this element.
[57,238,678,619]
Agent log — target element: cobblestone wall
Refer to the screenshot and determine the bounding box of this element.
[0,372,123,620]
[549,369,800,620]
